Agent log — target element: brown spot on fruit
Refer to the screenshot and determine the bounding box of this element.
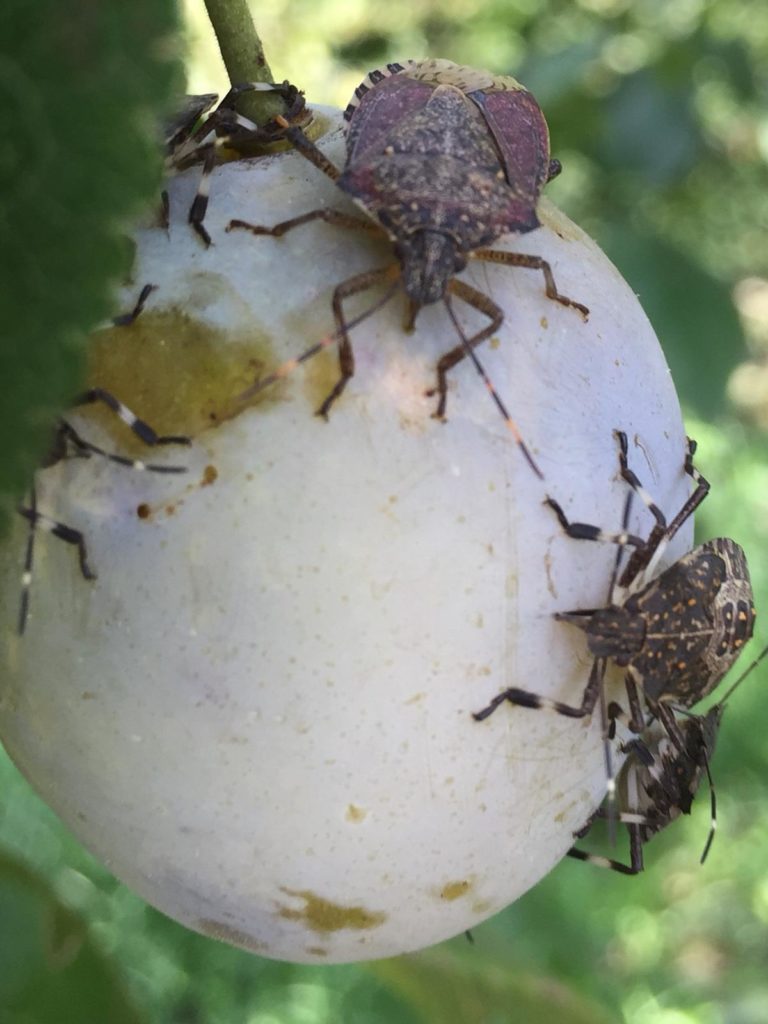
[438,879,473,901]
[276,888,386,933]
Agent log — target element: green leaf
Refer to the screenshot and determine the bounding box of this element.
[0,851,144,1023]
[0,0,183,530]
[369,947,616,1024]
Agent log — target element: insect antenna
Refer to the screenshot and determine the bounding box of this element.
[698,754,717,865]
[684,640,767,864]
[442,296,543,480]
[236,278,401,404]
[716,639,768,707]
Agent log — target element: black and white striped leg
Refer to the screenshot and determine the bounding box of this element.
[544,497,646,552]
[567,820,645,875]
[473,657,607,722]
[189,148,215,246]
[17,487,96,635]
[60,391,190,474]
[617,431,710,589]
[75,388,190,448]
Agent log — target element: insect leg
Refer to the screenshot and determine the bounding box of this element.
[112,284,157,327]
[545,496,646,551]
[436,280,543,478]
[318,264,401,418]
[188,144,218,246]
[664,437,710,542]
[74,389,191,449]
[235,279,401,405]
[55,392,189,474]
[567,823,645,875]
[469,249,589,319]
[275,118,343,183]
[228,208,381,239]
[17,487,97,635]
[473,656,606,722]
[568,752,647,874]
[429,278,501,419]
[617,432,710,588]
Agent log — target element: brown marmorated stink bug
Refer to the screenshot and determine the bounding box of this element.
[568,640,768,874]
[473,430,757,783]
[16,389,190,635]
[227,59,589,477]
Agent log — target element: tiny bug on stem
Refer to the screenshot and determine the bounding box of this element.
[164,81,308,247]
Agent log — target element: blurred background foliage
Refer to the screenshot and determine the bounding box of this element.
[2,0,768,1021]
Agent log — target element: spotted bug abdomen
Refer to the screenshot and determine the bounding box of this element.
[627,539,755,705]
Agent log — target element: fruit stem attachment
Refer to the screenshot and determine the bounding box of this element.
[202,0,285,124]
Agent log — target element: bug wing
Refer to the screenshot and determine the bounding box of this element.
[468,87,551,218]
[404,60,551,229]
[345,74,438,164]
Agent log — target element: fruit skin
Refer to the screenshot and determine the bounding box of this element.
[0,108,690,963]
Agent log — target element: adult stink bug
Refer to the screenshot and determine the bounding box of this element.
[568,641,768,874]
[473,431,756,753]
[228,59,589,476]
[16,389,190,634]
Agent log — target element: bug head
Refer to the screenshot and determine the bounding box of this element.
[394,230,467,310]
[556,606,646,664]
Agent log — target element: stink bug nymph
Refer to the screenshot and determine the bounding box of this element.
[164,81,308,246]
[473,431,757,752]
[569,641,768,874]
[228,59,589,476]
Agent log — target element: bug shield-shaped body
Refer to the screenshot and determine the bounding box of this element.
[560,538,756,709]
[340,63,549,306]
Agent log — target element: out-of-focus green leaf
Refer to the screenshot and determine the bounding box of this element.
[599,227,745,415]
[599,70,702,185]
[0,851,143,1023]
[0,0,182,531]
[369,948,616,1024]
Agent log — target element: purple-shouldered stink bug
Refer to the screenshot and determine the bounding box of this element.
[227,59,589,477]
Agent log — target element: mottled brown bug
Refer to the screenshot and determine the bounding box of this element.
[227,59,589,476]
[569,641,768,874]
[473,431,756,751]
[568,711,720,875]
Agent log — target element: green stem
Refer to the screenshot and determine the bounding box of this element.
[203,0,284,124]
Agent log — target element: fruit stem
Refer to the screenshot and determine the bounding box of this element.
[202,0,285,124]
